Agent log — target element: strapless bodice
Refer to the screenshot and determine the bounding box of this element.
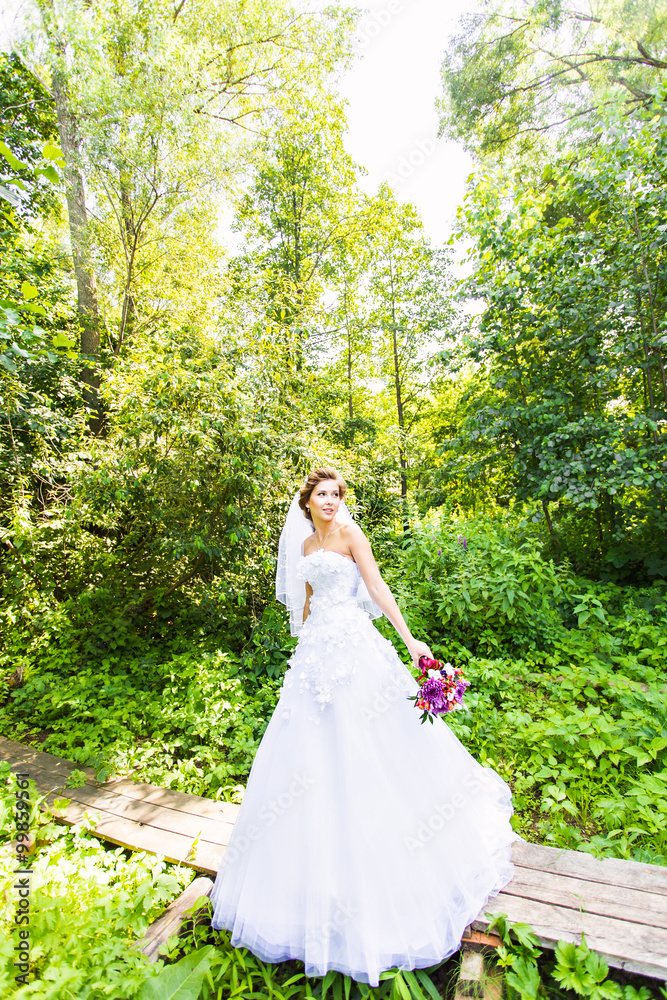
[296,549,361,606]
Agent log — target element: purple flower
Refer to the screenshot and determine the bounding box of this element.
[438,548,442,556]
[420,678,448,713]
[428,574,432,580]
[457,534,462,544]
[462,536,467,548]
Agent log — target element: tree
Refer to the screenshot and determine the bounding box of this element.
[16,0,356,425]
[230,93,367,375]
[33,0,102,427]
[367,189,455,503]
[453,98,667,577]
[437,0,667,160]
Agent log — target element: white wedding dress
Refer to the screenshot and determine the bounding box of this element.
[211,550,518,986]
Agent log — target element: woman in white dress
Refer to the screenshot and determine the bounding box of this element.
[210,467,517,986]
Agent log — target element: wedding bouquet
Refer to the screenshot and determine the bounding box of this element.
[411,656,470,724]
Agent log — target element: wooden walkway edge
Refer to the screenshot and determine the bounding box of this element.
[2,736,666,981]
[0,735,238,874]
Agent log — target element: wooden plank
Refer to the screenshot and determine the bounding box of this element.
[50,782,236,845]
[3,754,236,845]
[0,735,240,825]
[505,865,667,929]
[0,736,101,784]
[461,928,502,949]
[512,841,667,896]
[105,778,240,824]
[137,877,213,962]
[5,735,667,979]
[475,892,667,979]
[42,790,226,874]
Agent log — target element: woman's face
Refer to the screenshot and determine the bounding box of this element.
[308,479,342,524]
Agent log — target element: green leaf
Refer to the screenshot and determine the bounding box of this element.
[137,946,214,1000]
[0,139,29,171]
[42,141,64,161]
[21,280,38,300]
[0,353,16,372]
[402,969,427,999]
[11,342,32,359]
[505,957,541,1000]
[52,331,76,349]
[585,951,610,985]
[413,969,442,1000]
[392,973,412,1000]
[321,970,337,999]
[36,164,61,183]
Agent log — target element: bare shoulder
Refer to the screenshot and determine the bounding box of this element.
[338,520,366,544]
[339,521,374,559]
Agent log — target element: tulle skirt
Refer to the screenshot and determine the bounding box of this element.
[211,604,517,986]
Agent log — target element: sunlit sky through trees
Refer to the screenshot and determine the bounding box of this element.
[1,0,476,248]
[337,0,476,245]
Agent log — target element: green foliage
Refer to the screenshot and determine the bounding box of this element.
[0,635,279,795]
[159,898,450,1000]
[487,914,657,1000]
[0,766,193,998]
[376,509,667,861]
[448,93,667,580]
[437,0,667,159]
[386,511,566,655]
[138,947,215,1000]
[0,52,60,222]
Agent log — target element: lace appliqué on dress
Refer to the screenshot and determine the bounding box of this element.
[280,551,412,725]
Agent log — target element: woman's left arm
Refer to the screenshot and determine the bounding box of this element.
[345,523,432,667]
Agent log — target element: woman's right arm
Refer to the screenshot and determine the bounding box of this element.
[302,581,313,624]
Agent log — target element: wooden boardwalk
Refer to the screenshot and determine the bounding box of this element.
[0,736,237,874]
[2,736,666,980]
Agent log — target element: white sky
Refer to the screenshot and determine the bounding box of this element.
[338,0,477,246]
[1,0,476,246]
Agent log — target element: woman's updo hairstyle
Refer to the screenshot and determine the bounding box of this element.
[299,468,347,522]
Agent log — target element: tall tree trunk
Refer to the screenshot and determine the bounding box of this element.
[541,498,555,540]
[39,0,103,432]
[389,260,408,503]
[343,281,353,419]
[118,173,137,352]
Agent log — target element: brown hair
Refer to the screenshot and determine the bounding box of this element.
[299,468,347,522]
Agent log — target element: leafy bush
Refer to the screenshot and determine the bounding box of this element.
[382,512,567,656]
[488,913,661,1000]
[0,625,281,796]
[372,511,667,863]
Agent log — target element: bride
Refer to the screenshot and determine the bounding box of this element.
[210,467,518,986]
